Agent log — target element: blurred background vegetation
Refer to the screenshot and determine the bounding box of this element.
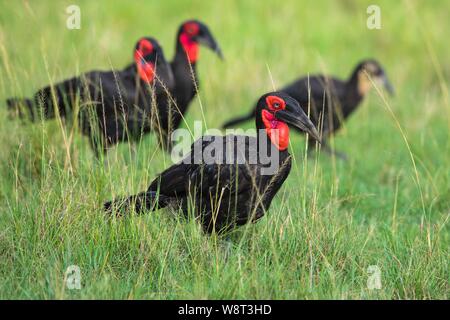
[0,0,448,299]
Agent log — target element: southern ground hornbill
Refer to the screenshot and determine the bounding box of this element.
[222,59,394,159]
[7,37,174,155]
[104,92,321,234]
[167,20,223,147]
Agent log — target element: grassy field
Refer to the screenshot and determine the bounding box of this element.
[0,0,448,299]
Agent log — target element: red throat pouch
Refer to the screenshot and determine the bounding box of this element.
[134,52,155,83]
[179,33,199,63]
[262,110,290,151]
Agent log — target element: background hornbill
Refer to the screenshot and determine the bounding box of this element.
[168,20,223,144]
[222,59,394,159]
[104,92,320,234]
[7,37,174,155]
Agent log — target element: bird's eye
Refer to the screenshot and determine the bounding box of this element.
[266,95,285,111]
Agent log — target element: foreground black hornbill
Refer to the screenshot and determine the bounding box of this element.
[104,92,321,234]
[168,20,223,141]
[7,37,174,154]
[222,59,394,159]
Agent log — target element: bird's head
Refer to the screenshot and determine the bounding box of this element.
[355,59,394,96]
[134,37,171,83]
[256,92,321,151]
[177,20,223,64]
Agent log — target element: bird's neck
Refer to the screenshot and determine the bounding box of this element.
[170,39,199,130]
[256,128,290,171]
[172,37,199,95]
[344,70,366,116]
[124,63,154,87]
[254,112,290,171]
[174,34,199,66]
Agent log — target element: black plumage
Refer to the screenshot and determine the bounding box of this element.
[222,59,393,159]
[7,37,174,155]
[104,92,320,234]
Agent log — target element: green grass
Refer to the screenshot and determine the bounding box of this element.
[0,0,448,299]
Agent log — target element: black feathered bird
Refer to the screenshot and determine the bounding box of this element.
[168,20,223,140]
[222,59,394,159]
[7,37,174,155]
[104,92,320,234]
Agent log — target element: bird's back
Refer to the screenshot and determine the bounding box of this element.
[283,75,346,111]
[282,75,348,134]
[176,134,292,232]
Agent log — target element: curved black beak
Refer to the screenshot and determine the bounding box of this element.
[196,26,224,60]
[274,96,321,143]
[381,73,394,96]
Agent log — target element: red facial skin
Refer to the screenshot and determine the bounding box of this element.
[179,22,200,63]
[134,39,155,83]
[261,96,290,151]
